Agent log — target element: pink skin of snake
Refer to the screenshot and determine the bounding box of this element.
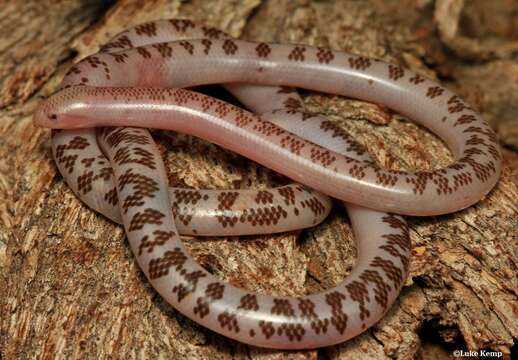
[33,19,501,349]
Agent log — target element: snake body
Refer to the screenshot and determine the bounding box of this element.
[34,19,501,349]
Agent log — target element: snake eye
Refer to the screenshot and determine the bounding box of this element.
[49,114,57,120]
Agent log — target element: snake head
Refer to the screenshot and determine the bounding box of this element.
[34,86,94,128]
[34,94,59,127]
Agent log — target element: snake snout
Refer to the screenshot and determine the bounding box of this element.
[34,99,59,127]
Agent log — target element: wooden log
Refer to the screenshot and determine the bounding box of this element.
[1,0,516,358]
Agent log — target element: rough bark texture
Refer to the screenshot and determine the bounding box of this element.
[1,0,517,359]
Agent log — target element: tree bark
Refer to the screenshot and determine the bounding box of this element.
[1,0,517,359]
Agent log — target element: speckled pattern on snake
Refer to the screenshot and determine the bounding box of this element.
[33,19,501,349]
